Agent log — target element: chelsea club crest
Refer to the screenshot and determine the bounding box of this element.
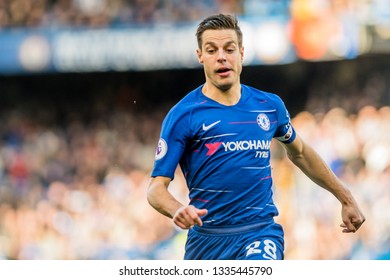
[257,113,270,131]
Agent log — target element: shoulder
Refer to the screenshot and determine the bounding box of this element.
[162,85,203,126]
[169,85,203,113]
[242,84,285,107]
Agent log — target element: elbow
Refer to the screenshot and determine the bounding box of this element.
[287,151,303,165]
[146,183,156,206]
[285,140,306,165]
[146,177,167,207]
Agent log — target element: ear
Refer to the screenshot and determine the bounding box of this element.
[196,49,204,64]
[240,47,244,62]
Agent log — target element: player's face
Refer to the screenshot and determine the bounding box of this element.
[197,29,244,92]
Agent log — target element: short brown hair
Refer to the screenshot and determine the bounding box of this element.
[196,14,243,49]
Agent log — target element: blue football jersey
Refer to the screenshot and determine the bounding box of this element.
[151,84,296,226]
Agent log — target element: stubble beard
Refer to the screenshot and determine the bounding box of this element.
[212,74,236,92]
[216,82,233,92]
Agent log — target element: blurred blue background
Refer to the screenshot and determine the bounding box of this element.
[0,0,389,260]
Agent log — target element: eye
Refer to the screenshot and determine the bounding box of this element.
[206,49,216,54]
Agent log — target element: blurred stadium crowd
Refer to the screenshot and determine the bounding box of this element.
[0,0,380,28]
[1,56,390,260]
[0,0,244,28]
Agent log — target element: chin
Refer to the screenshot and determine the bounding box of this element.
[217,82,234,92]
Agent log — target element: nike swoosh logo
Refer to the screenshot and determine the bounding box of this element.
[202,120,221,131]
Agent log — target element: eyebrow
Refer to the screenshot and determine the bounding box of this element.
[204,40,237,48]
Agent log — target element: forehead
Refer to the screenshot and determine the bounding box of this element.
[201,29,238,47]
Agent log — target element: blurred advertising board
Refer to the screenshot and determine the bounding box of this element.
[0,16,386,75]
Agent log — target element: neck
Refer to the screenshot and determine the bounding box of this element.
[202,83,241,106]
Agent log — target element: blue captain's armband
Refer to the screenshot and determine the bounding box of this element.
[275,122,296,144]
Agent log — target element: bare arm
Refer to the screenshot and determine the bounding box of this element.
[281,134,365,232]
[147,176,208,229]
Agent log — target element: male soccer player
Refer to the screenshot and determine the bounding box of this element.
[147,14,365,260]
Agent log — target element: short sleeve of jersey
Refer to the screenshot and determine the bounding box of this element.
[271,94,296,144]
[151,103,191,179]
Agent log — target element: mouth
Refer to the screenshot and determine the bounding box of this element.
[216,67,231,76]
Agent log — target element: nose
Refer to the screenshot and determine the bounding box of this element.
[217,49,226,62]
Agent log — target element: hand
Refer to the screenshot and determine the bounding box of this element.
[340,205,366,233]
[173,205,208,230]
